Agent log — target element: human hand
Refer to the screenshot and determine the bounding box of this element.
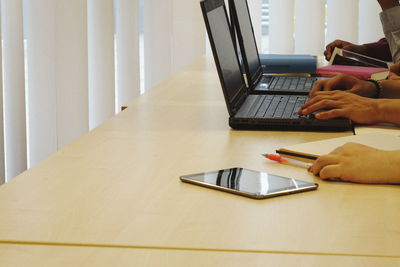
[300,91,380,124]
[309,142,400,184]
[388,61,400,80]
[309,74,377,98]
[324,40,368,61]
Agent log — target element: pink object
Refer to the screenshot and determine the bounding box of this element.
[316,65,389,80]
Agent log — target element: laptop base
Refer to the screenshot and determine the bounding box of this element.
[229,118,354,132]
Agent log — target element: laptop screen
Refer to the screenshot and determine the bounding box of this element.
[205,5,244,104]
[231,0,262,83]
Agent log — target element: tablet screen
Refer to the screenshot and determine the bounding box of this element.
[180,168,317,199]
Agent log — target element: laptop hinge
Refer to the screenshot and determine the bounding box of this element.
[248,67,263,92]
[254,68,263,84]
[231,87,248,114]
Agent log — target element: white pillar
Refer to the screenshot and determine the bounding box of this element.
[326,0,359,45]
[88,0,115,129]
[171,0,205,73]
[295,0,325,55]
[55,0,89,148]
[0,1,6,183]
[247,0,263,52]
[359,0,383,44]
[23,0,57,166]
[144,0,173,90]
[115,0,140,109]
[24,0,90,166]
[269,0,295,54]
[2,0,26,180]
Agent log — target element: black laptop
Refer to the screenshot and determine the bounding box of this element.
[200,0,353,131]
[228,0,325,95]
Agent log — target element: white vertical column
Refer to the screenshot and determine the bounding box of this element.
[24,0,89,166]
[115,0,140,109]
[295,0,325,55]
[246,0,262,51]
[326,0,359,44]
[2,0,26,181]
[88,0,115,129]
[359,1,383,44]
[171,0,205,73]
[269,0,295,54]
[144,0,172,90]
[0,1,5,183]
[23,0,57,167]
[55,0,89,148]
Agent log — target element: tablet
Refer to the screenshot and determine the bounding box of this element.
[180,167,318,199]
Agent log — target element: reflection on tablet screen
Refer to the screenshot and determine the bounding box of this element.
[181,168,318,199]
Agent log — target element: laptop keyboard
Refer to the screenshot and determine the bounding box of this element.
[260,76,315,91]
[247,95,308,119]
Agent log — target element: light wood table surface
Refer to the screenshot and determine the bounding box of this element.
[1,244,400,267]
[0,56,398,259]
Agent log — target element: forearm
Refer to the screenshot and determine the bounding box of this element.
[381,150,400,183]
[375,99,400,124]
[363,38,392,61]
[379,79,400,98]
[377,0,399,10]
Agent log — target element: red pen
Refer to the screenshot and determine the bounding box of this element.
[262,154,312,169]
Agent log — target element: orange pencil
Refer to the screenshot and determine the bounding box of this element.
[262,154,312,169]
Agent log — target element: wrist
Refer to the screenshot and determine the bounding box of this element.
[374,99,400,124]
[365,79,383,98]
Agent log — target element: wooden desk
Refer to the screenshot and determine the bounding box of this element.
[0,56,398,258]
[355,124,400,135]
[1,244,400,267]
